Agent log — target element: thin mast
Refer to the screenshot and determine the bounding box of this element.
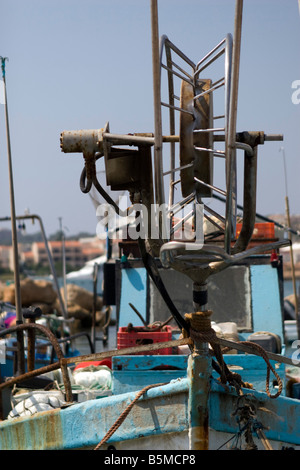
[1,57,25,373]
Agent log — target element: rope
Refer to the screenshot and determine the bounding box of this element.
[94,382,167,450]
[184,311,283,399]
[184,311,245,394]
[238,341,283,399]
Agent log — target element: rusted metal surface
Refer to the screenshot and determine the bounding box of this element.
[60,128,104,155]
[22,307,42,372]
[0,336,193,394]
[64,337,193,364]
[0,408,63,450]
[1,375,299,450]
[232,145,258,254]
[187,351,211,450]
[180,79,213,198]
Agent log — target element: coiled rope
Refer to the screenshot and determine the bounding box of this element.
[184,310,283,399]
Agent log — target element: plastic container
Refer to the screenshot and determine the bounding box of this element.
[217,322,239,354]
[236,222,275,239]
[117,325,173,355]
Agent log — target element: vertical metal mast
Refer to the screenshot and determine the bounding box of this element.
[224,0,243,252]
[151,0,168,241]
[151,0,164,207]
[1,57,25,374]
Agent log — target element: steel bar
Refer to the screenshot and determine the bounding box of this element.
[195,37,226,71]
[0,57,25,375]
[161,35,196,69]
[102,132,179,145]
[213,115,225,120]
[225,0,243,252]
[168,193,194,215]
[163,162,193,176]
[193,79,225,101]
[194,128,225,133]
[170,210,193,236]
[164,43,176,209]
[151,0,165,212]
[162,59,193,80]
[225,34,233,132]
[196,49,225,75]
[194,177,226,196]
[161,63,193,83]
[161,101,194,116]
[203,213,225,232]
[204,204,226,224]
[194,146,226,158]
[233,146,257,253]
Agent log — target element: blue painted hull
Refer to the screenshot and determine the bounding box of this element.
[0,257,299,450]
[0,378,299,450]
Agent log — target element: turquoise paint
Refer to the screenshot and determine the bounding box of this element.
[112,355,188,393]
[112,355,188,371]
[118,267,148,327]
[209,380,300,446]
[1,377,300,449]
[249,264,284,340]
[60,380,189,449]
[112,370,186,394]
[213,354,286,397]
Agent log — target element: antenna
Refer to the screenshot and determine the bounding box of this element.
[0,56,25,374]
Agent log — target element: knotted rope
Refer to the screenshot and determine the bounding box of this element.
[183,310,282,399]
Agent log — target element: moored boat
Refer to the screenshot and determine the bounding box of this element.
[0,0,300,452]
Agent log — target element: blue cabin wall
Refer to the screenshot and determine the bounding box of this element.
[248,263,284,341]
[116,256,284,340]
[118,266,148,327]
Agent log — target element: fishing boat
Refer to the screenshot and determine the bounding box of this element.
[0,0,299,451]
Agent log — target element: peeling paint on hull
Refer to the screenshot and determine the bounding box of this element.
[1,379,300,450]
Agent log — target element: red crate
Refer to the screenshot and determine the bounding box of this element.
[117,325,173,355]
[236,222,275,239]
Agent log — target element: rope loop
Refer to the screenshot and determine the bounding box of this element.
[239,341,283,399]
[184,310,282,399]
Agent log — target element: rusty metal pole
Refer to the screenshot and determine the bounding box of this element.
[151,0,168,241]
[187,284,211,450]
[22,307,42,372]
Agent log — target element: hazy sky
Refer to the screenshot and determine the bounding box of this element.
[0,0,299,238]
